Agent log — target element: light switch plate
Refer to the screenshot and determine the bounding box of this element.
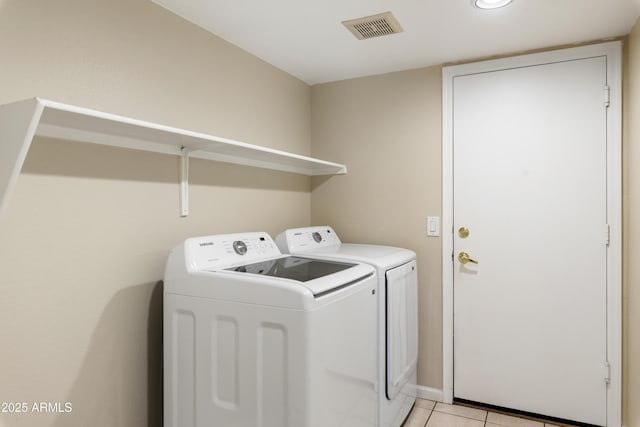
[427,216,440,237]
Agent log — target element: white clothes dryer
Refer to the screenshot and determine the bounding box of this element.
[276,226,418,427]
[164,232,378,427]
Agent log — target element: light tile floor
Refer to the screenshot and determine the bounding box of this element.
[404,400,564,427]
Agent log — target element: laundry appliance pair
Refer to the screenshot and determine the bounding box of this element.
[163,226,418,427]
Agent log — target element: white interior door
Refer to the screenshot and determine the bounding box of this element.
[452,56,608,425]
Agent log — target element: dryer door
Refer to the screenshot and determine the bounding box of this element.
[386,260,418,400]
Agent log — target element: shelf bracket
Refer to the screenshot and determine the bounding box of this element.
[180,147,190,217]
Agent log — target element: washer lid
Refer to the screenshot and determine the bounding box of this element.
[225,256,356,282]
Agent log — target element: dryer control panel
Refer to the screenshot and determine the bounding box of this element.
[184,232,281,271]
[275,226,342,253]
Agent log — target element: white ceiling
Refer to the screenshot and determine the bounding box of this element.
[152,0,640,85]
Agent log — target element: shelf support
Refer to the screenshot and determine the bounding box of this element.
[180,147,190,217]
[0,98,45,218]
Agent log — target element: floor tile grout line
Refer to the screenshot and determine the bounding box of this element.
[432,407,488,423]
[422,408,433,427]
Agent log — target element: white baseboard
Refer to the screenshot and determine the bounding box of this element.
[416,385,443,402]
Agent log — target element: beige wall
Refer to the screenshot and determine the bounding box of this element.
[0,1,312,426]
[310,67,443,389]
[625,18,640,427]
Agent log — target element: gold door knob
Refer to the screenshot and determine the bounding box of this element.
[458,252,478,265]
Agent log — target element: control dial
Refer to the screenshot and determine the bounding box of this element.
[312,232,322,243]
[232,240,248,255]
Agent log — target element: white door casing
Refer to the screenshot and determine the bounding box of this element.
[442,42,622,427]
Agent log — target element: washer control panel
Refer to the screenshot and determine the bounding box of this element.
[185,232,281,271]
[275,226,342,253]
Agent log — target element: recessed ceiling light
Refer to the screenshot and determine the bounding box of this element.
[473,0,513,9]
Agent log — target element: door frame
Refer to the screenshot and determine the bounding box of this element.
[441,41,622,427]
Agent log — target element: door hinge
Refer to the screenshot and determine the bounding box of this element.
[605,223,611,247]
[604,86,611,108]
[604,361,611,385]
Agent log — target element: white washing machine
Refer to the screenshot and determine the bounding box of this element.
[164,232,378,427]
[276,226,418,427]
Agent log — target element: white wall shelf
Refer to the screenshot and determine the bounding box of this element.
[0,97,346,217]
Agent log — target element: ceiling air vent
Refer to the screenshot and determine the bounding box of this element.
[342,11,404,40]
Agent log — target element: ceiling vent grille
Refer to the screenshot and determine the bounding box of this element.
[342,11,404,40]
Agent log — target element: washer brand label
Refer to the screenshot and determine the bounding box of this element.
[199,242,214,247]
